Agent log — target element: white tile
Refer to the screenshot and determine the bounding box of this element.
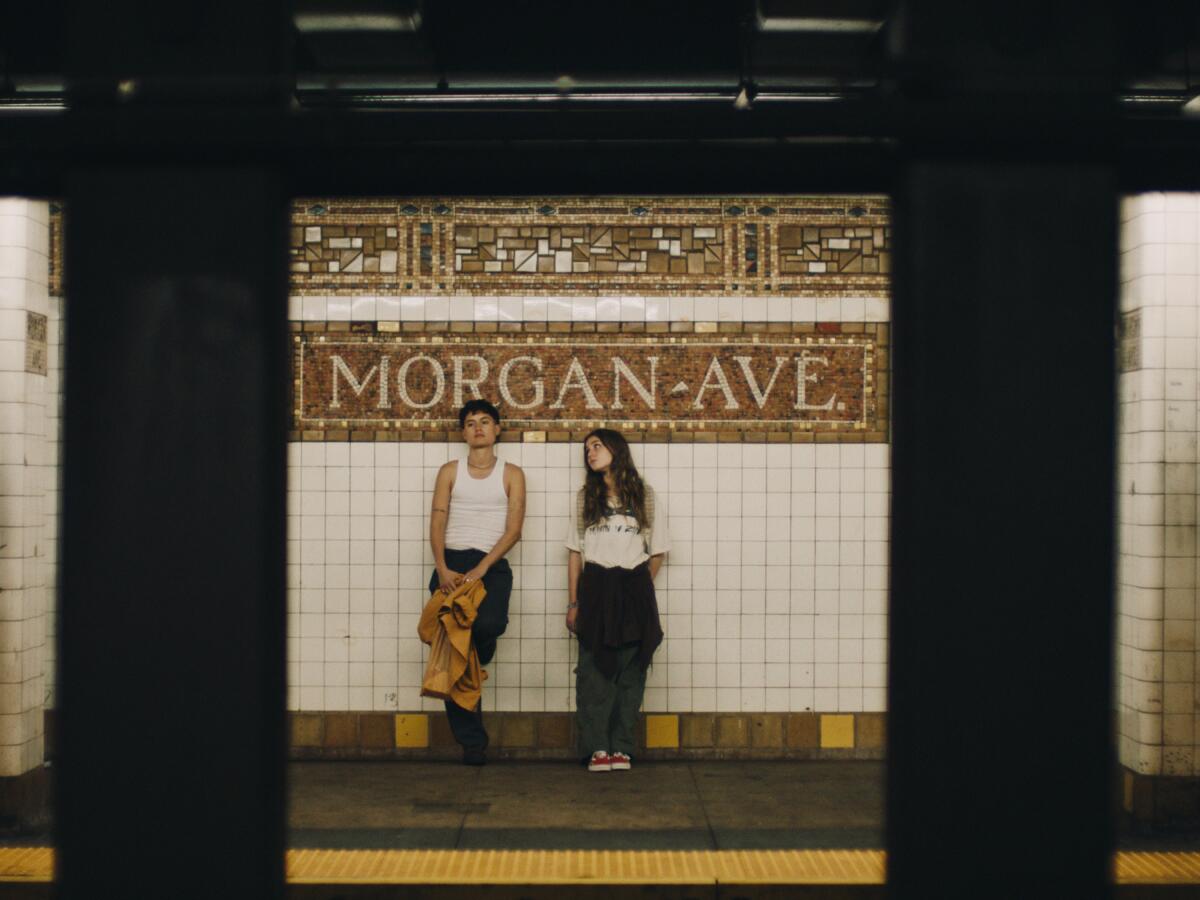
[620,296,646,320]
[523,297,548,321]
[498,297,523,322]
[815,298,840,321]
[377,296,402,321]
[571,298,596,322]
[448,296,474,321]
[669,297,694,321]
[425,296,449,320]
[474,297,498,321]
[691,297,716,321]
[302,296,327,321]
[351,296,377,320]
[645,297,669,322]
[326,296,352,321]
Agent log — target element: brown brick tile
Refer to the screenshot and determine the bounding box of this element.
[323,713,358,749]
[750,714,785,748]
[680,714,715,748]
[715,715,749,748]
[536,714,571,749]
[856,713,886,750]
[787,713,819,749]
[360,713,394,750]
[291,713,323,748]
[499,714,535,748]
[429,712,457,749]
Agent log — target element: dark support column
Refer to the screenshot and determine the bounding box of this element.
[887,6,1117,898]
[59,4,289,899]
[58,170,288,898]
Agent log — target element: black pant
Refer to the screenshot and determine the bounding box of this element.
[428,547,512,750]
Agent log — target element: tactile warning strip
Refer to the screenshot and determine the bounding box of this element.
[0,848,1197,885]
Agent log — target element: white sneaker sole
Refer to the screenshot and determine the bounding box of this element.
[610,760,631,770]
[588,763,611,772]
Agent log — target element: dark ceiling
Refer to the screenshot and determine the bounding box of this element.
[4,0,1198,111]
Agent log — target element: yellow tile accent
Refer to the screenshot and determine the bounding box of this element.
[644,714,679,749]
[394,714,429,748]
[820,714,855,749]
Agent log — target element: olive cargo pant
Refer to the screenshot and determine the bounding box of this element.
[575,641,646,758]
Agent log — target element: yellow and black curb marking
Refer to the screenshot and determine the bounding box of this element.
[1,848,1198,890]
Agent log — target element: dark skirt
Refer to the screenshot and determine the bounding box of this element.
[575,561,664,679]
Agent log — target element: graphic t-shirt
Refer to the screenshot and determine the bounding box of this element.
[565,487,670,569]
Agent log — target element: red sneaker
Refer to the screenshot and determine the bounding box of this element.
[609,752,632,771]
[588,751,612,772]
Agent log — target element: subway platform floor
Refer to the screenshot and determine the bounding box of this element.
[289,759,885,851]
[2,760,1198,852]
[286,759,1200,852]
[2,762,1200,898]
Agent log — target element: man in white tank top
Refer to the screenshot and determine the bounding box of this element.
[428,399,526,765]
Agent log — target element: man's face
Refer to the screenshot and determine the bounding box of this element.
[462,412,500,447]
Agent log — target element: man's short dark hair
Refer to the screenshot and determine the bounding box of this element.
[459,399,501,428]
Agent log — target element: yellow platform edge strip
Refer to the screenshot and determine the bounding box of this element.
[0,848,1197,885]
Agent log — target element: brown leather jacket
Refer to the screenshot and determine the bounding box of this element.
[418,579,488,710]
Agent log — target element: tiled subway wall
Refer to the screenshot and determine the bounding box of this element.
[0,200,54,776]
[286,197,892,717]
[286,435,890,714]
[1117,192,1200,778]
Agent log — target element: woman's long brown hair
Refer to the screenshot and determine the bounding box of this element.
[581,428,648,529]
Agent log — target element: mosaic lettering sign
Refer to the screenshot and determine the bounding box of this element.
[293,328,884,438]
[289,197,890,297]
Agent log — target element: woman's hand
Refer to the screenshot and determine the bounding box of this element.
[566,606,578,634]
[437,567,464,593]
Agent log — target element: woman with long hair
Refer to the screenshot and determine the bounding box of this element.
[565,428,668,772]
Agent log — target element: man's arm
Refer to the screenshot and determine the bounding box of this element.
[429,461,460,592]
[463,464,526,581]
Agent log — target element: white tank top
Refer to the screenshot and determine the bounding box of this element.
[444,457,509,552]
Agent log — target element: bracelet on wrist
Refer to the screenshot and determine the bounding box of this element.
[567,601,578,609]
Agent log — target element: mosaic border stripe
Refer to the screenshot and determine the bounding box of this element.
[290,197,890,298]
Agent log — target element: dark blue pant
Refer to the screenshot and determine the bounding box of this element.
[428,548,512,750]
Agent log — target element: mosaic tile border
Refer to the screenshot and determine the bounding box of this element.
[290,197,890,298]
[287,711,886,761]
[48,204,63,298]
[1119,310,1140,372]
[288,321,889,443]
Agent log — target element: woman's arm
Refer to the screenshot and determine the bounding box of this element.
[648,553,665,580]
[566,549,583,633]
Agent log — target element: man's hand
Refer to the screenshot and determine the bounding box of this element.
[437,567,464,593]
[566,606,578,634]
[462,561,490,584]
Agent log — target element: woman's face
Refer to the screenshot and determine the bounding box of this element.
[585,436,614,473]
